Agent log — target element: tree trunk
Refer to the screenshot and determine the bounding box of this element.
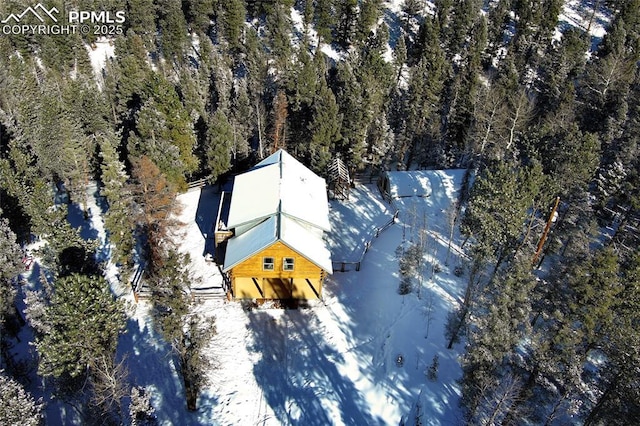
[447,261,480,348]
[256,100,263,159]
[584,375,619,426]
[447,305,468,349]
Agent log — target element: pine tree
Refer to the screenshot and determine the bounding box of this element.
[184,0,215,34]
[130,156,180,270]
[125,0,156,49]
[355,0,382,46]
[156,0,189,63]
[539,123,600,199]
[566,247,621,353]
[270,89,288,152]
[148,249,215,411]
[461,259,536,421]
[402,17,449,167]
[0,213,22,326]
[443,0,481,57]
[461,160,545,277]
[535,28,589,122]
[307,83,342,174]
[335,25,393,170]
[584,250,640,424]
[290,47,319,112]
[112,32,151,117]
[315,0,336,43]
[335,0,358,48]
[127,74,199,189]
[442,14,486,165]
[204,109,233,182]
[243,27,269,157]
[229,80,253,163]
[35,273,126,381]
[484,0,513,68]
[393,33,408,83]
[526,247,626,424]
[128,99,184,188]
[334,59,367,168]
[0,370,43,426]
[265,3,293,77]
[218,0,247,53]
[99,136,135,267]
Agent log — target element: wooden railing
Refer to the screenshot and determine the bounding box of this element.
[217,264,232,295]
[187,177,209,191]
[332,209,399,272]
[130,263,146,302]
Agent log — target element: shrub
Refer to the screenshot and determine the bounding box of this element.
[398,276,412,295]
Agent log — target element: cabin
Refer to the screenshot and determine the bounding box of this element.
[221,150,332,300]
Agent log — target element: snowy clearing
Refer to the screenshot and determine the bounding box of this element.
[108,170,468,425]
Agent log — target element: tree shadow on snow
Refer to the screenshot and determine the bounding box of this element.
[328,184,395,262]
[67,202,99,242]
[245,309,383,425]
[118,318,218,425]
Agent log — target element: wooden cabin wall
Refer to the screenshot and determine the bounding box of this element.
[230,242,324,280]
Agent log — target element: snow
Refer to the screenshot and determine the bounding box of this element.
[13,167,468,425]
[550,0,613,52]
[86,38,115,88]
[383,170,434,198]
[319,43,342,62]
[558,0,610,40]
[172,186,224,292]
[159,170,466,425]
[289,5,343,63]
[279,215,333,273]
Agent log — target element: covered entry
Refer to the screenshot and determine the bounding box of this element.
[263,278,292,299]
[232,277,321,300]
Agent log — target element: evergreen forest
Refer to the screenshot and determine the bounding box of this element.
[0,0,639,424]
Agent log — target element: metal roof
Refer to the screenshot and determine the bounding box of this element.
[226,150,331,232]
[222,215,332,273]
[223,150,332,273]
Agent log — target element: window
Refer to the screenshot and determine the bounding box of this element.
[283,257,295,271]
[263,257,274,271]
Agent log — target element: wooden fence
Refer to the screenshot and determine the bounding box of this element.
[187,177,209,191]
[332,209,399,272]
[130,263,146,302]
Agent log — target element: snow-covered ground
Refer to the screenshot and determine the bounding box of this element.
[86,38,115,88]
[12,170,468,425]
[557,0,611,43]
[111,170,466,425]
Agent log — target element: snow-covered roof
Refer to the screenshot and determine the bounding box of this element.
[383,171,433,198]
[223,215,332,273]
[223,216,278,271]
[227,150,331,232]
[224,150,332,273]
[280,216,332,273]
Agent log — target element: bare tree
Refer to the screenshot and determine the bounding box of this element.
[89,355,130,423]
[471,373,524,425]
